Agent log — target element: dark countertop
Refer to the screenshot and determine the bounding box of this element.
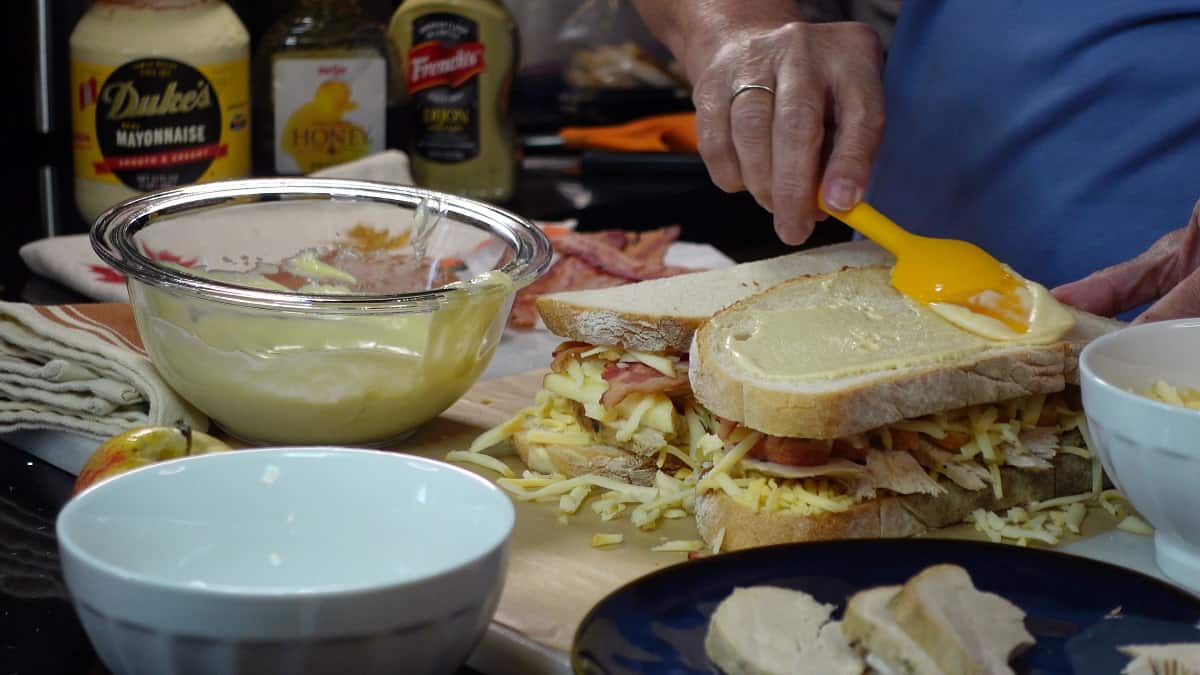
[0,169,849,675]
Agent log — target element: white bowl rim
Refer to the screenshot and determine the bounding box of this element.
[1079,317,1200,418]
[56,446,515,599]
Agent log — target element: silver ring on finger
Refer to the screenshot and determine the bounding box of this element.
[730,83,776,104]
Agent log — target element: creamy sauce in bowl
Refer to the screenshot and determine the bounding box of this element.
[135,247,513,446]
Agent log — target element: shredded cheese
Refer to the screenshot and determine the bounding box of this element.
[1140,380,1200,409]
[524,429,594,446]
[468,410,528,453]
[444,450,515,477]
[461,347,1132,555]
[1117,515,1154,535]
[624,350,677,376]
[591,533,624,547]
[651,539,704,552]
[697,431,761,491]
[1059,445,1091,459]
[1029,492,1093,512]
[559,484,592,514]
[891,420,946,439]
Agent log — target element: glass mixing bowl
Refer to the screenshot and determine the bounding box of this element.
[92,178,552,446]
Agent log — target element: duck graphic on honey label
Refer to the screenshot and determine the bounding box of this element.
[270,55,387,175]
[280,80,372,173]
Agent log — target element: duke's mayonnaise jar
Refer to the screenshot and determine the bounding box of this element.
[70,0,251,224]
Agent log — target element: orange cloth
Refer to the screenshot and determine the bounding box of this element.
[558,112,698,153]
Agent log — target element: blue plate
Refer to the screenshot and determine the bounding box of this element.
[572,539,1200,674]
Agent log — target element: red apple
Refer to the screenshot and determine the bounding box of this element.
[73,423,232,494]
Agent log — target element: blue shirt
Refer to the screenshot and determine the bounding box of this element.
[868,1,1200,291]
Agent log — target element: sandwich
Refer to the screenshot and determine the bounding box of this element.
[687,265,1120,551]
[705,564,1035,675]
[465,241,1123,549]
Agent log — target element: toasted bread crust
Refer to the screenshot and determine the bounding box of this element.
[535,302,697,354]
[695,494,926,551]
[696,454,1093,551]
[692,327,1066,440]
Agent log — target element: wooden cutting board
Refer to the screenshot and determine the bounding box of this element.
[397,369,702,655]
[399,369,1125,657]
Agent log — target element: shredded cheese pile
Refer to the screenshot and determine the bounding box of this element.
[1138,380,1200,410]
[971,488,1153,546]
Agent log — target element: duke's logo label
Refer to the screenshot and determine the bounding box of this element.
[92,59,223,187]
[71,56,250,190]
[407,41,486,94]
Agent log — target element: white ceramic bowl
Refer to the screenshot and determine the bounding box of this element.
[1079,318,1200,592]
[56,447,514,675]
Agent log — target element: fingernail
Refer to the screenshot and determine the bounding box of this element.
[824,178,862,212]
[775,220,810,246]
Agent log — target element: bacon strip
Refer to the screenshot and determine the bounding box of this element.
[715,415,833,467]
[573,229,631,251]
[599,361,689,407]
[510,256,625,329]
[550,341,593,373]
[749,436,832,467]
[509,225,696,330]
[622,225,680,263]
[927,430,971,451]
[556,233,680,281]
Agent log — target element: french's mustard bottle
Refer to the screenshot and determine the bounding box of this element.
[389,0,519,202]
[253,0,395,176]
[69,0,251,225]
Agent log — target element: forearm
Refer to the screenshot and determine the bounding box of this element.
[631,0,805,77]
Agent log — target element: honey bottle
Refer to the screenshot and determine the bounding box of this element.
[389,0,519,202]
[254,0,395,175]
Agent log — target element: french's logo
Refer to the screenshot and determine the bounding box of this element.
[408,41,486,94]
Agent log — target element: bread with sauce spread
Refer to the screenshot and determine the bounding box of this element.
[535,240,893,353]
[689,266,1119,550]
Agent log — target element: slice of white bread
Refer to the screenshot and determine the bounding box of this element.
[536,240,893,353]
[886,564,1034,675]
[695,453,1092,550]
[691,266,1123,440]
[704,586,864,675]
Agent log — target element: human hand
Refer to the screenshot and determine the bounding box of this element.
[1052,201,1200,323]
[685,19,885,244]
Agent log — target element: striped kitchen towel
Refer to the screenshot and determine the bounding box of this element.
[0,302,206,439]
